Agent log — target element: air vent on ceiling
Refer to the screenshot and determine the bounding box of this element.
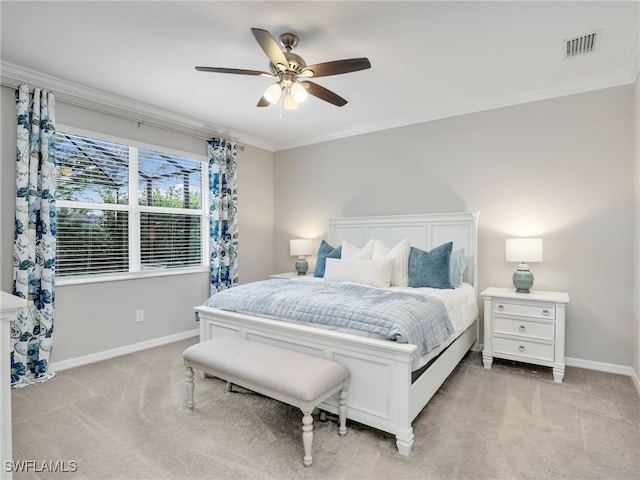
[564,31,598,58]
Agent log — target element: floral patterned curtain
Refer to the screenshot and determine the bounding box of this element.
[11,83,57,387]
[207,138,238,294]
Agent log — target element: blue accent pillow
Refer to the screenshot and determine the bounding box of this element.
[314,240,342,277]
[450,248,469,287]
[408,242,453,289]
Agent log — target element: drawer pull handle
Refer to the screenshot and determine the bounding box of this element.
[519,325,526,332]
[542,309,550,316]
[518,345,526,352]
[497,304,504,311]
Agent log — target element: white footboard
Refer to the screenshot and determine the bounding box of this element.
[195,305,477,455]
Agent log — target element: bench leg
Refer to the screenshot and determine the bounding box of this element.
[186,366,195,409]
[338,387,348,436]
[301,410,314,467]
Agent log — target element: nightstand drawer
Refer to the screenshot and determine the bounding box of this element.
[492,336,554,362]
[493,301,555,320]
[493,316,554,340]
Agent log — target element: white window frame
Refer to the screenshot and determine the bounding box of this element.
[55,125,209,286]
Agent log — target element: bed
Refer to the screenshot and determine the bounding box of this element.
[194,212,479,455]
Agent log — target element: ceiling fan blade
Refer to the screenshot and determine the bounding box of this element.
[303,81,348,107]
[251,28,289,71]
[301,58,371,78]
[257,96,270,107]
[195,66,273,77]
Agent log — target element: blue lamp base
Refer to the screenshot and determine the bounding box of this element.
[512,263,534,293]
[295,256,308,275]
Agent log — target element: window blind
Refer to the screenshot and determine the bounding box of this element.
[140,213,201,270]
[54,131,206,279]
[56,208,129,276]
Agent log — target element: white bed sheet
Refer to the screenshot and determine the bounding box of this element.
[391,282,478,336]
[396,282,478,370]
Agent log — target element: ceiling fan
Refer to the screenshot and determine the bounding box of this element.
[195,28,371,110]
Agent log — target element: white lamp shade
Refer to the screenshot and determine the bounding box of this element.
[283,91,299,110]
[290,82,308,103]
[289,239,313,257]
[263,83,282,104]
[505,238,543,263]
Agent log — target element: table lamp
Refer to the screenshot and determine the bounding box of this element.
[505,238,543,293]
[290,239,313,275]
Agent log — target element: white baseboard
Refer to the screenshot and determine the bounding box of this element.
[50,329,199,372]
[565,356,635,377]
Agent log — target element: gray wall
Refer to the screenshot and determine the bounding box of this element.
[0,85,274,363]
[2,81,637,370]
[273,85,635,367]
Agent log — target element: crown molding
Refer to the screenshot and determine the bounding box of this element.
[273,67,639,151]
[3,56,636,154]
[0,62,274,151]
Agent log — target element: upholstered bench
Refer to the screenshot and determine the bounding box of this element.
[182,336,350,467]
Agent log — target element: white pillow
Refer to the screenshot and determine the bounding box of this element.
[372,239,410,287]
[324,258,393,288]
[341,239,375,260]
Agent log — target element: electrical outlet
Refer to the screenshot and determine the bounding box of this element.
[135,309,144,322]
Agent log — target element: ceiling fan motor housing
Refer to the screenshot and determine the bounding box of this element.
[274,33,307,74]
[270,53,306,75]
[279,33,299,51]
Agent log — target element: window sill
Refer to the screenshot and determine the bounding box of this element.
[56,266,209,286]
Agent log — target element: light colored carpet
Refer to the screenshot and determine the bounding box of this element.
[11,337,640,480]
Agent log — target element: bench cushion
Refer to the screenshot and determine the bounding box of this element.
[183,336,350,403]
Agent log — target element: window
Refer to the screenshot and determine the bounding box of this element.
[55,130,207,281]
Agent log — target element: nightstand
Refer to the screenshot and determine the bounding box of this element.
[481,287,569,383]
[269,272,313,279]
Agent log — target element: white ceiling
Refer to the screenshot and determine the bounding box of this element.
[1,1,639,151]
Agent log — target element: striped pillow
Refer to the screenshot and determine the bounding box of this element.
[341,239,375,259]
[372,239,410,287]
[324,258,393,288]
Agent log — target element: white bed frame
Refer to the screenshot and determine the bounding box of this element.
[195,212,479,455]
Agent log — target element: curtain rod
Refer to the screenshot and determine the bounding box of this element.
[0,81,244,149]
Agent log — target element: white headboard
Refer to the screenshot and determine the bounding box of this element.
[327,212,479,287]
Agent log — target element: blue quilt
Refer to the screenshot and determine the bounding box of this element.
[203,279,454,366]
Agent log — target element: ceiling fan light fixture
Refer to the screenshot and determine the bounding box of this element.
[283,91,299,110]
[263,82,282,104]
[290,81,308,103]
